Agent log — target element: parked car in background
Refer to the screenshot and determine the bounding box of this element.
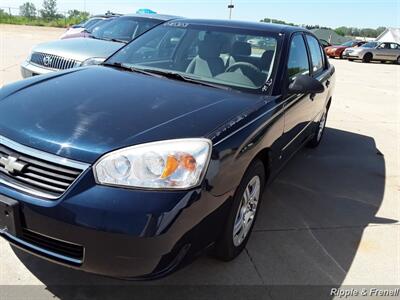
[61,16,119,40]
[60,13,121,39]
[324,40,366,58]
[319,39,331,49]
[2,19,335,279]
[343,41,400,63]
[20,14,178,78]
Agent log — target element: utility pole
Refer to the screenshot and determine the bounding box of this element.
[228,0,234,20]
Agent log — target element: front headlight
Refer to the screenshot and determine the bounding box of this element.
[94,139,212,189]
[81,57,106,66]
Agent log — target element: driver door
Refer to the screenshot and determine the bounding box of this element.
[375,43,392,60]
[280,33,315,160]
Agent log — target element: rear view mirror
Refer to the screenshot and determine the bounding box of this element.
[288,74,325,94]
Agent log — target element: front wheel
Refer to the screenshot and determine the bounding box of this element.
[307,107,328,148]
[396,56,400,64]
[363,53,372,63]
[213,160,265,261]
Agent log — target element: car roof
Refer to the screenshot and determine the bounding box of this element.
[123,13,181,21]
[170,19,308,34]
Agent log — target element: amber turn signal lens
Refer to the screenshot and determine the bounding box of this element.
[161,155,179,178]
[160,154,197,178]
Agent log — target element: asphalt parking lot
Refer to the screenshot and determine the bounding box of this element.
[0,24,399,299]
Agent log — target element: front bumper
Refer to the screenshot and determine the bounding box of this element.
[20,61,55,78]
[0,170,232,279]
[326,49,341,57]
[342,51,363,59]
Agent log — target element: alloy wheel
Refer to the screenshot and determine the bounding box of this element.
[232,175,261,247]
[317,110,327,142]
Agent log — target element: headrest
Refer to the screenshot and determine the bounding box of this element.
[198,34,222,59]
[232,41,251,56]
[260,50,274,70]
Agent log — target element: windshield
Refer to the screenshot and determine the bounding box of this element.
[106,22,280,91]
[362,42,378,48]
[341,41,354,47]
[83,18,103,29]
[91,17,162,43]
[88,18,114,33]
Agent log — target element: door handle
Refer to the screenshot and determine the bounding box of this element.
[310,94,316,101]
[325,80,331,87]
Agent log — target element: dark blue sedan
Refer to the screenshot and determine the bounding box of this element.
[0,19,335,279]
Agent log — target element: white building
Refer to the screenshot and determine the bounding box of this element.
[376,28,400,43]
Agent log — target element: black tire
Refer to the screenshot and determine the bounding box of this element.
[363,53,372,63]
[307,106,328,148]
[339,52,343,59]
[213,159,266,261]
[396,56,400,65]
[348,59,354,61]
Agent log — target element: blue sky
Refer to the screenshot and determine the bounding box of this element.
[1,0,399,28]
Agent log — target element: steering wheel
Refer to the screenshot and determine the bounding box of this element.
[226,62,262,83]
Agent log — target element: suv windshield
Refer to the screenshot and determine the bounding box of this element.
[106,22,280,91]
[86,18,108,32]
[91,16,162,43]
[362,42,378,48]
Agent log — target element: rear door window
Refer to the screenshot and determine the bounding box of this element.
[305,35,324,74]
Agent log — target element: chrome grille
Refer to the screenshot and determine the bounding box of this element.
[0,136,89,200]
[30,52,79,70]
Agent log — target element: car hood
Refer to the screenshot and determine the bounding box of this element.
[0,67,265,163]
[32,38,124,62]
[327,45,346,50]
[345,47,364,52]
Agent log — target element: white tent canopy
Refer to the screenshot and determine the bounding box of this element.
[376,28,400,43]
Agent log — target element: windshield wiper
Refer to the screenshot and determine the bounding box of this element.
[136,69,231,90]
[102,62,164,78]
[102,63,231,90]
[89,35,103,40]
[103,38,127,43]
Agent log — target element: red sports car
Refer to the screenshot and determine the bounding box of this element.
[325,40,366,59]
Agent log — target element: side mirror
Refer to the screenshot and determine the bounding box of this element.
[288,74,325,94]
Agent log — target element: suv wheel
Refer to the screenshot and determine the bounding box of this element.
[213,160,265,261]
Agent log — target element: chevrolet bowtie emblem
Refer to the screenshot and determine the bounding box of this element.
[0,156,27,173]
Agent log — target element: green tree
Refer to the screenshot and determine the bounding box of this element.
[40,0,58,20]
[20,2,37,18]
[359,28,376,38]
[375,26,386,37]
[67,9,89,20]
[335,26,347,36]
